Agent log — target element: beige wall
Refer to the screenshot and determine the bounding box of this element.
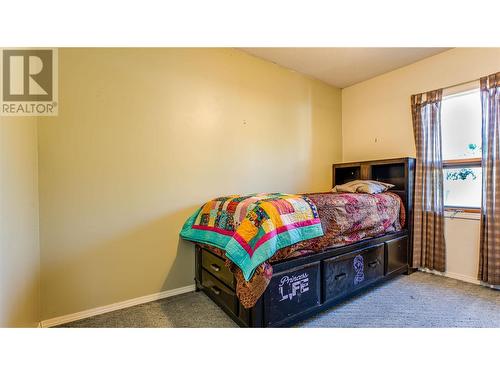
[0,116,40,327]
[342,48,500,282]
[38,48,342,320]
[443,213,480,283]
[342,48,500,161]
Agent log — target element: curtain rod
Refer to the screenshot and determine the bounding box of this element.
[418,78,480,97]
[440,78,479,92]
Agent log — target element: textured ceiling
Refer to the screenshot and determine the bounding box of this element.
[241,48,451,88]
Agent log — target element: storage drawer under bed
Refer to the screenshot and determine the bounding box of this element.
[201,269,238,315]
[385,236,408,276]
[201,249,235,288]
[322,243,384,302]
[264,262,321,327]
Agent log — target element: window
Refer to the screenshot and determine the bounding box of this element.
[441,87,482,211]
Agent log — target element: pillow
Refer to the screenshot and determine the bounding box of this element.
[331,180,359,193]
[332,180,395,194]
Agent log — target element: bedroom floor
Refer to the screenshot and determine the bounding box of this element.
[57,272,500,328]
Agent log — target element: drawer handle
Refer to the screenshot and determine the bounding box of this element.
[368,260,379,268]
[210,264,221,272]
[210,286,221,295]
[335,272,347,281]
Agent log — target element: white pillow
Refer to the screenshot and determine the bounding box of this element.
[331,180,360,193]
[332,180,395,194]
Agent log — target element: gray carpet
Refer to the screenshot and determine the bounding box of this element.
[57,272,500,328]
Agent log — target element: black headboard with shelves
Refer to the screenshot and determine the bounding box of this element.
[332,157,415,227]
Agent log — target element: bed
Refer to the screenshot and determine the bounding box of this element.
[186,158,415,327]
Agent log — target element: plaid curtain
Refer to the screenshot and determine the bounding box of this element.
[479,73,500,285]
[411,89,446,271]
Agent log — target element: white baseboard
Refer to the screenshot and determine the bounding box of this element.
[419,268,500,290]
[443,271,482,285]
[419,268,480,285]
[40,284,196,328]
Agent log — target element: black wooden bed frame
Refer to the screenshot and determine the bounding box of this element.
[194,157,415,327]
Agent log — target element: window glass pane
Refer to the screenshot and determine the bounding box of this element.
[441,90,482,160]
[443,167,482,208]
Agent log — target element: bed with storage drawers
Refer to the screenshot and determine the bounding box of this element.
[191,158,415,327]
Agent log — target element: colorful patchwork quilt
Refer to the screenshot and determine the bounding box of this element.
[180,193,324,280]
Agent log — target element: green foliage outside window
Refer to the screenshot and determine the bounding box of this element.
[446,168,477,181]
[445,143,481,181]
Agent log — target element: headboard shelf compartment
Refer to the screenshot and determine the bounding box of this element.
[333,166,361,186]
[371,162,406,190]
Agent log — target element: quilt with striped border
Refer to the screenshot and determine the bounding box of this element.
[180,193,324,280]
